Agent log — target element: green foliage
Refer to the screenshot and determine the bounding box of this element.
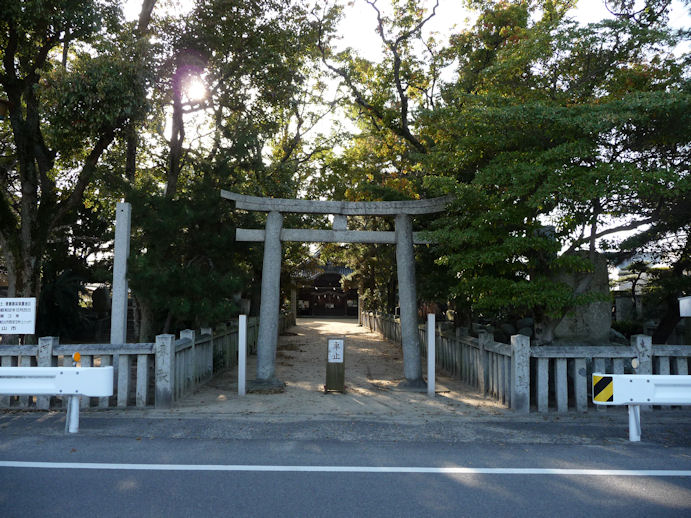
[127,182,245,330]
[0,0,147,304]
[37,270,92,339]
[3,0,689,345]
[319,0,688,342]
[413,1,690,335]
[43,51,148,155]
[116,0,334,335]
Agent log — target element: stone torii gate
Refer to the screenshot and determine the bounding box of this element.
[222,190,450,391]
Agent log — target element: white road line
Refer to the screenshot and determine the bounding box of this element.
[0,461,690,476]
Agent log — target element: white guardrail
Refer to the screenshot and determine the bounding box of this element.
[592,373,691,441]
[0,365,113,433]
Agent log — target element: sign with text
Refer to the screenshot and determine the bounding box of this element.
[325,336,345,393]
[327,338,344,363]
[0,298,36,334]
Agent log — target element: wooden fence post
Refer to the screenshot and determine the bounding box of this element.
[117,353,130,408]
[155,334,175,408]
[631,334,653,374]
[180,329,195,386]
[478,332,491,396]
[632,334,653,411]
[510,334,531,414]
[201,327,213,376]
[37,336,58,409]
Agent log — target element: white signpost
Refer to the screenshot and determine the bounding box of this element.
[327,338,344,363]
[238,315,247,396]
[0,298,36,335]
[325,337,345,392]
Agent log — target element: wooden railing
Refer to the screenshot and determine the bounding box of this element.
[0,313,293,410]
[361,311,691,413]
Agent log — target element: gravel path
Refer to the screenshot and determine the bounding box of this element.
[174,318,508,421]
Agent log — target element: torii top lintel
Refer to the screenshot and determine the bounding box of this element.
[221,190,452,216]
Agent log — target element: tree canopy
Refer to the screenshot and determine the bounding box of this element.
[1,0,688,344]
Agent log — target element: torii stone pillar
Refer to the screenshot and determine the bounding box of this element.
[395,213,423,386]
[222,191,450,391]
[256,210,283,385]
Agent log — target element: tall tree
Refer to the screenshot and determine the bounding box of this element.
[420,0,690,342]
[119,0,338,338]
[0,1,149,304]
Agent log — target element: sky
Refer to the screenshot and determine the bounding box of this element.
[123,0,690,59]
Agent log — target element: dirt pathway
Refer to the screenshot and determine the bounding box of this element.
[175,318,508,421]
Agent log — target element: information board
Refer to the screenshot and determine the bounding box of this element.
[0,298,37,334]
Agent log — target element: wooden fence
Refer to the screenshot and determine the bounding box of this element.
[0,314,294,410]
[361,311,691,413]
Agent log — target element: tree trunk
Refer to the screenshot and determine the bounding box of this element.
[123,0,157,184]
[162,310,173,335]
[166,71,185,197]
[652,296,681,345]
[138,298,154,342]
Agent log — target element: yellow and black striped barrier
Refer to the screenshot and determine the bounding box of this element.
[591,373,691,441]
[592,374,614,403]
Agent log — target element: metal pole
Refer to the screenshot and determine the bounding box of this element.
[66,396,80,433]
[628,404,641,442]
[427,313,435,397]
[238,315,247,396]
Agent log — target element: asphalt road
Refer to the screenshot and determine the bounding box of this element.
[1,411,690,517]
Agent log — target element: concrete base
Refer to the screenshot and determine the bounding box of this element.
[396,378,427,392]
[247,378,286,394]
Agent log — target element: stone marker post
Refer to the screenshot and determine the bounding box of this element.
[632,334,653,410]
[510,334,531,414]
[111,202,131,403]
[37,336,58,409]
[111,202,131,345]
[155,334,175,408]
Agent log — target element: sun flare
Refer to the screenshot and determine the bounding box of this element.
[183,75,207,102]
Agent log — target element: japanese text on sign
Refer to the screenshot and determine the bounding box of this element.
[0,298,37,334]
[327,339,344,363]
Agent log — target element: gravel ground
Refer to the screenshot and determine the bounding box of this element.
[172,317,509,421]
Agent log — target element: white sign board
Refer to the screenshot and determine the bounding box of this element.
[327,338,344,363]
[680,296,691,317]
[0,298,37,334]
